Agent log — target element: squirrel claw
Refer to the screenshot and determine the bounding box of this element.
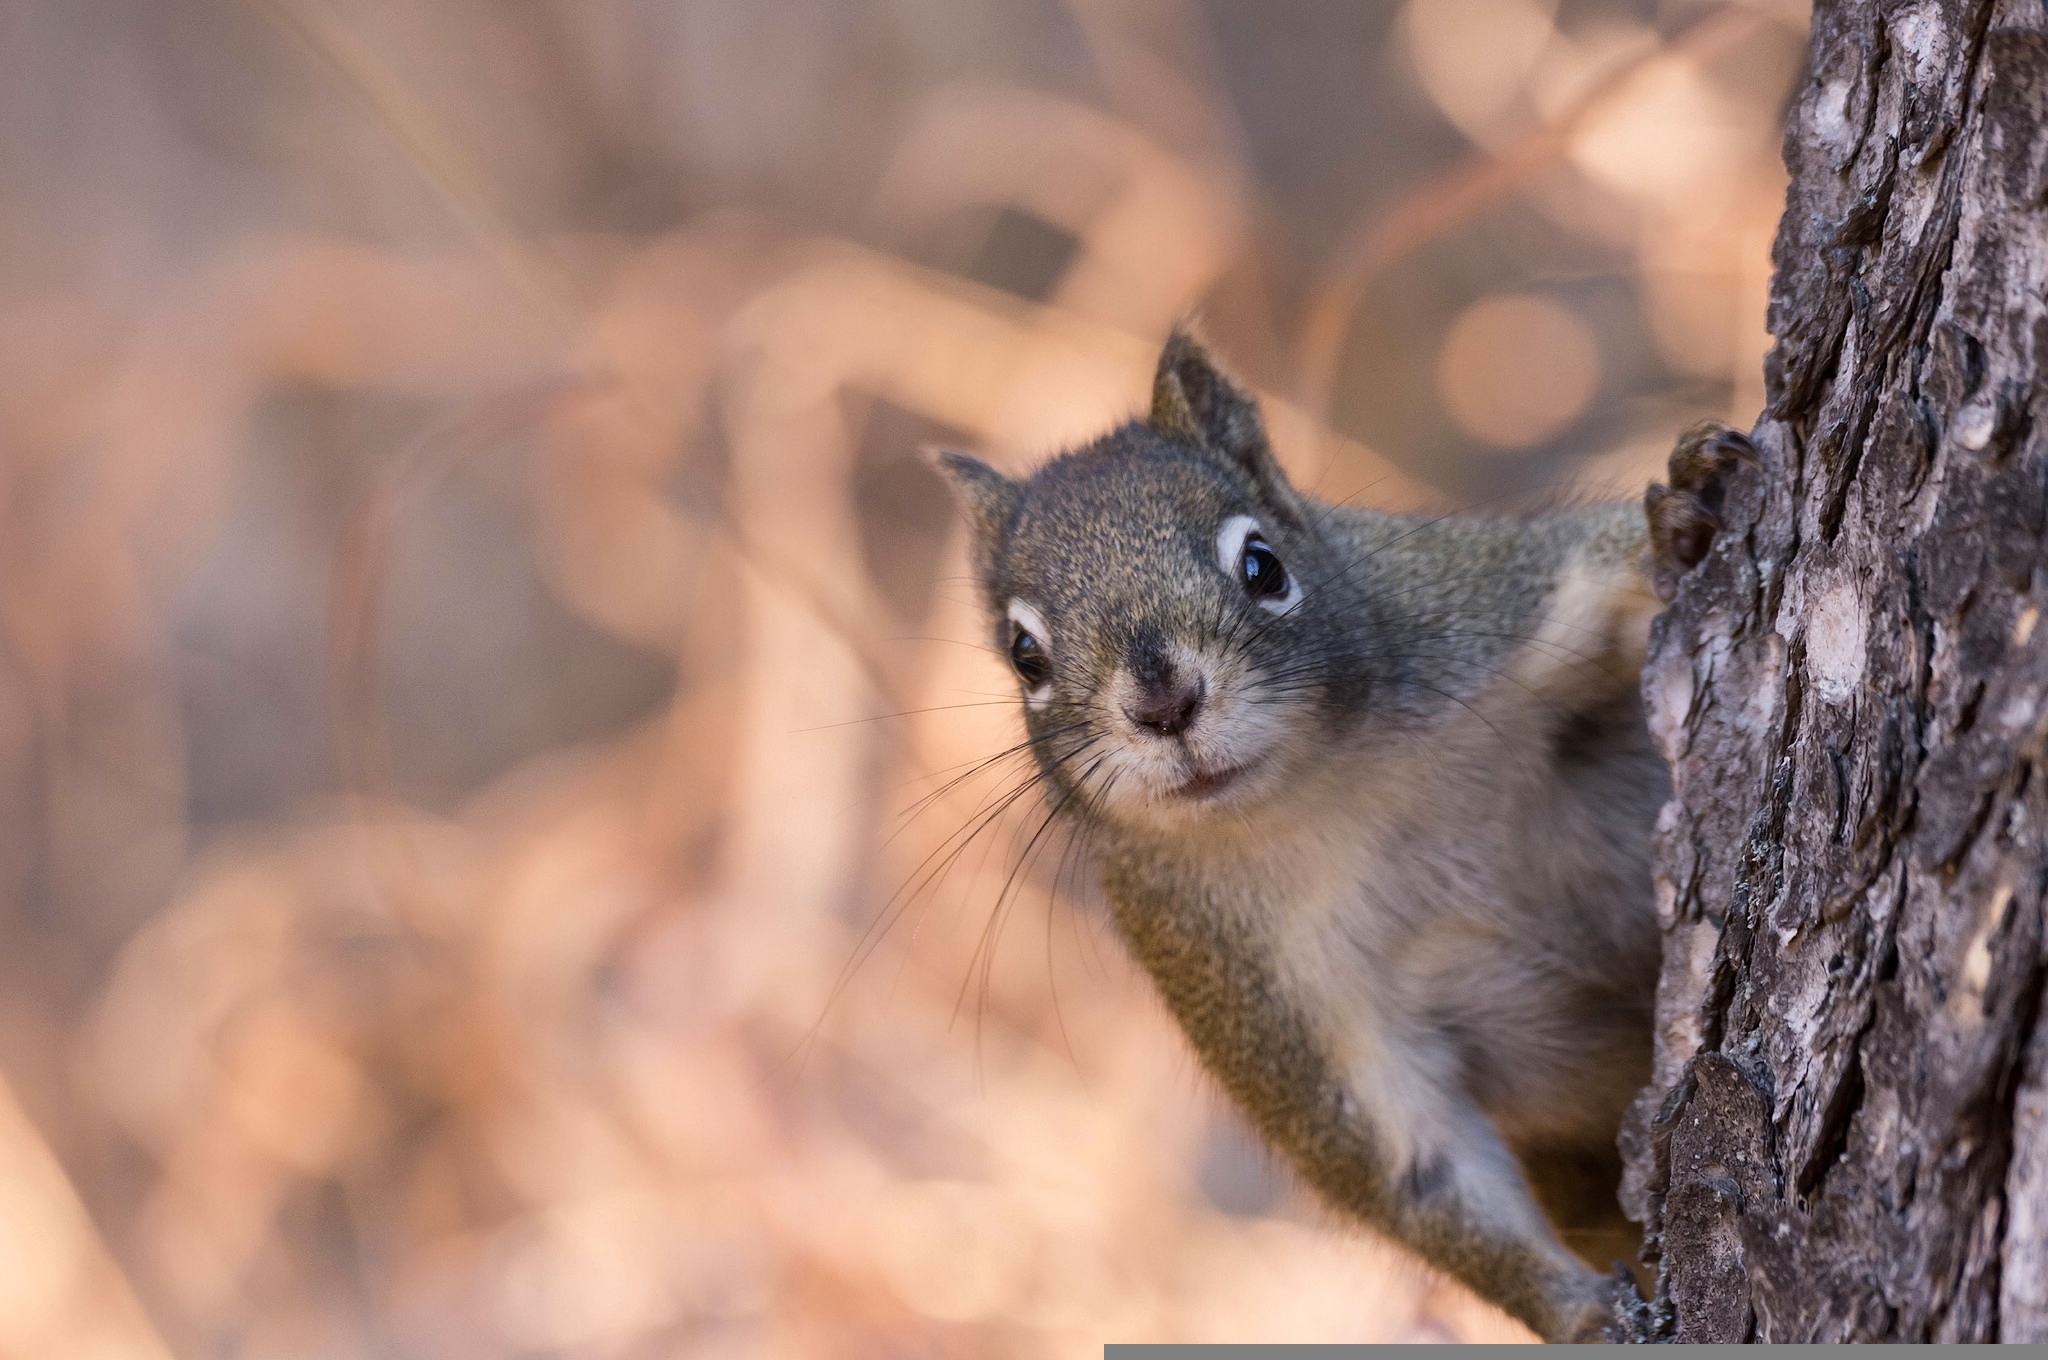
[1601,1262,1656,1343]
[1645,420,1758,603]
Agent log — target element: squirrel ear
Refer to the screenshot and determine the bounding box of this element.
[931,448,1019,552]
[1149,369,1206,445]
[1151,328,1305,524]
[1153,327,1268,461]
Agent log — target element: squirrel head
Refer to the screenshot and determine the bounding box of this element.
[937,330,1364,831]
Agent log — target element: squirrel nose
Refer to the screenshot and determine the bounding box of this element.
[1125,673,1204,737]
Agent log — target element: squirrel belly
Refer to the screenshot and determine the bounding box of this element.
[935,328,1751,1342]
[1096,507,1668,1342]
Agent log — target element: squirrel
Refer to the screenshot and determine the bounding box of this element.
[936,329,1752,1342]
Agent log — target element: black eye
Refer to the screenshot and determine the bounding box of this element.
[1240,537,1289,599]
[1010,627,1050,689]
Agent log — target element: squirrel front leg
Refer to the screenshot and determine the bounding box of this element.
[1109,892,1621,1342]
[1309,1046,1620,1342]
[1517,420,1759,712]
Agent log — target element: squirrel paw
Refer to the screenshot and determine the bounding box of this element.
[1644,420,1758,603]
[1547,1266,1650,1343]
[1549,1294,1617,1344]
[1601,1262,1655,1343]
[1541,1267,1641,1344]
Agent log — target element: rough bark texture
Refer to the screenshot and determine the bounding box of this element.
[1619,0,2048,1342]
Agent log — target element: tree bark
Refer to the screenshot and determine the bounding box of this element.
[1619,0,2048,1342]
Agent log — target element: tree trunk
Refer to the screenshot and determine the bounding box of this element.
[1618,0,2048,1342]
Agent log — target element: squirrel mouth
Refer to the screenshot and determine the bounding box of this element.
[1174,761,1249,800]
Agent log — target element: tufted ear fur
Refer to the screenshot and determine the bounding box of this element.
[1149,329,1306,526]
[931,448,1019,575]
[1148,363,1206,445]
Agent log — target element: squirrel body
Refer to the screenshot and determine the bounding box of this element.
[938,332,1748,1342]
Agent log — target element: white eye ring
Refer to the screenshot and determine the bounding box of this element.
[1005,599,1055,708]
[1216,514,1303,616]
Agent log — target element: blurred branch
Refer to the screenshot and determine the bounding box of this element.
[0,1071,178,1360]
[245,0,589,327]
[329,379,591,809]
[1292,2,1779,433]
[248,0,913,711]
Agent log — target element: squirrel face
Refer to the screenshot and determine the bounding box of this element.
[940,333,1363,832]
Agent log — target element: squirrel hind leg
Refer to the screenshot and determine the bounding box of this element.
[1645,421,1759,603]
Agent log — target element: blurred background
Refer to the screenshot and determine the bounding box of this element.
[0,0,1805,1353]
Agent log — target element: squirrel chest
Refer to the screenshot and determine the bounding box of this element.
[1100,696,1662,1171]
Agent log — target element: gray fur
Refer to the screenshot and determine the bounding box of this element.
[938,332,1668,1342]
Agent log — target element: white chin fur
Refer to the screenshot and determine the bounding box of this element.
[1089,652,1296,820]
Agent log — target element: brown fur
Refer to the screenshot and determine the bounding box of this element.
[938,331,1742,1341]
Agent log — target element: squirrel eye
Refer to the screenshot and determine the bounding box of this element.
[1009,627,1050,689]
[1239,538,1289,599]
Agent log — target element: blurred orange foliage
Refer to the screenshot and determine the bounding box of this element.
[0,1,1804,1353]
